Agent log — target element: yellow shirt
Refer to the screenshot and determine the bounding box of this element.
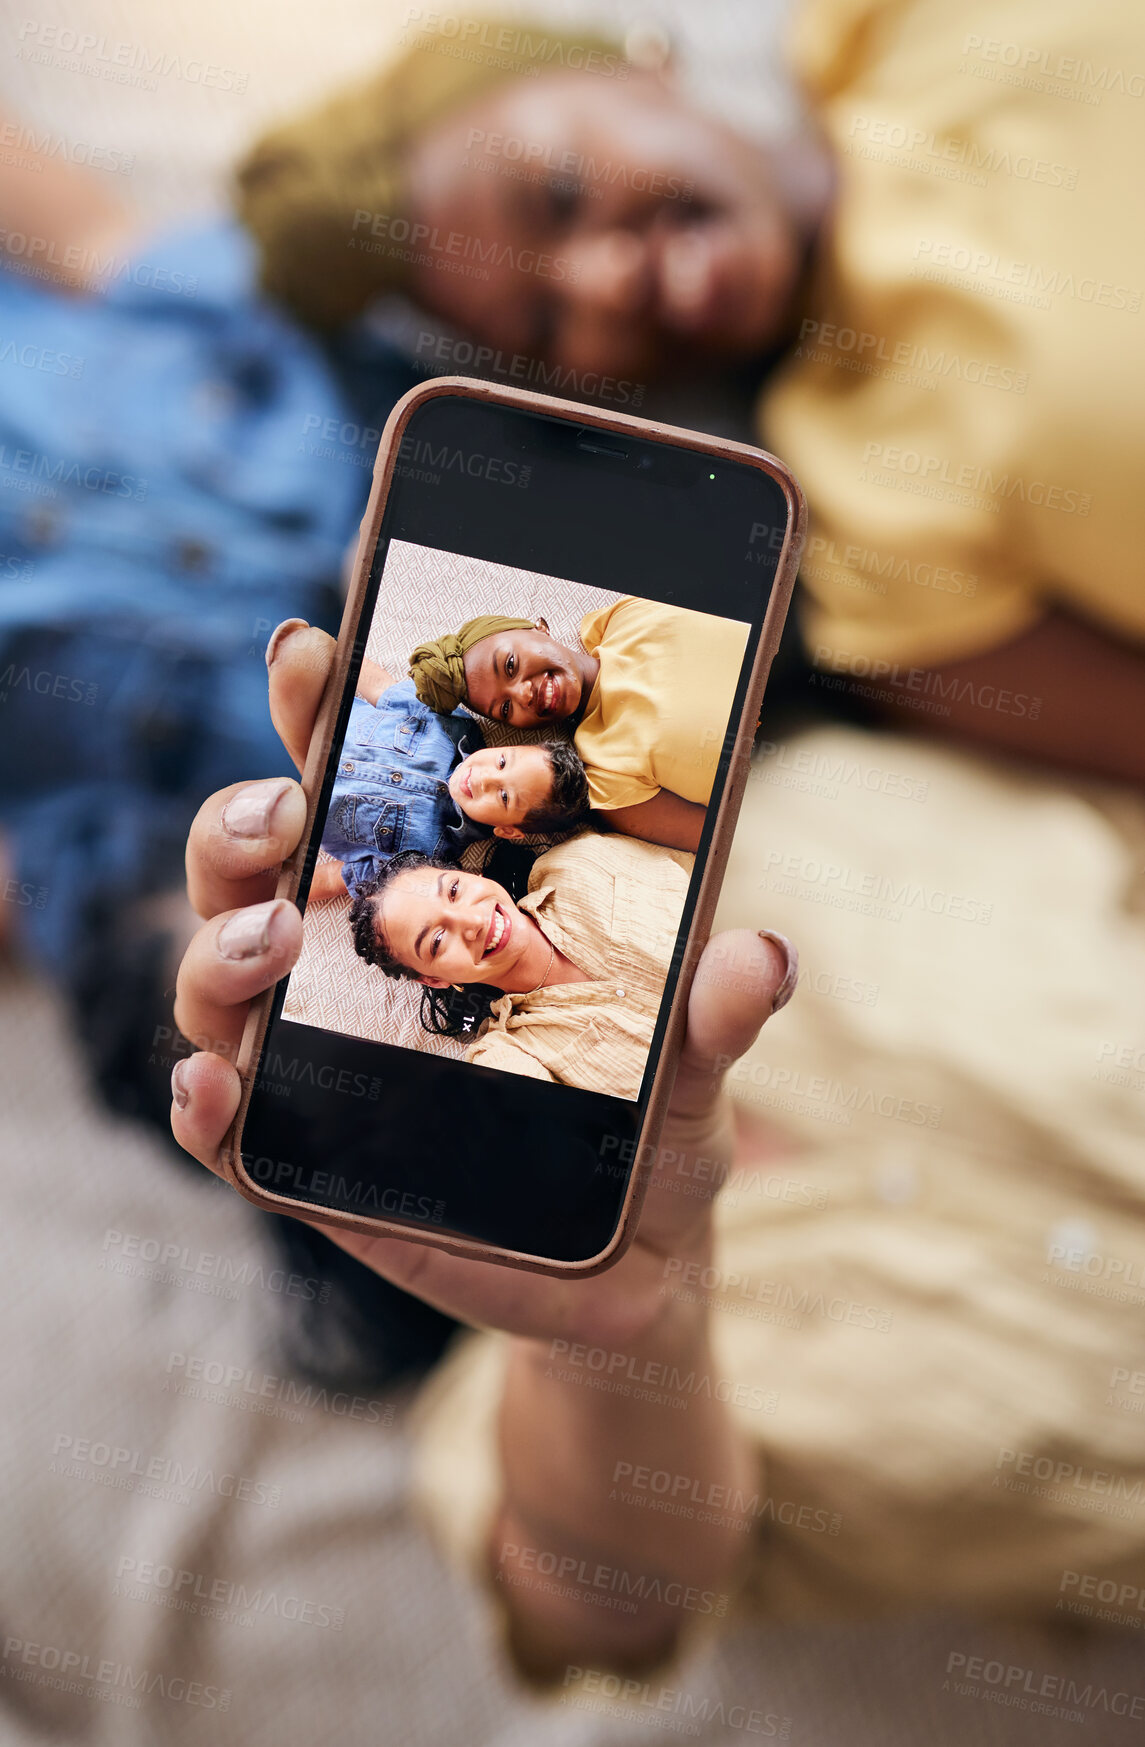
[761,0,1145,666]
[574,596,751,811]
[465,829,693,1100]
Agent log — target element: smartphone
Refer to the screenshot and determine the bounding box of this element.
[224,378,803,1276]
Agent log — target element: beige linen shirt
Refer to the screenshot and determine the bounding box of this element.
[414,724,1145,1664]
[465,830,693,1100]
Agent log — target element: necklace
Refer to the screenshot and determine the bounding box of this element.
[522,936,556,997]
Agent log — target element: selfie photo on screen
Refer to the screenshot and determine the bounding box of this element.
[281,539,750,1099]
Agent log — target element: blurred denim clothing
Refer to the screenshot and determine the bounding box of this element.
[0,219,416,981]
[323,681,484,894]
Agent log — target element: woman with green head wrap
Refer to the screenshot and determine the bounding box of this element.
[407,614,536,716]
[235,22,625,332]
[234,15,812,376]
[408,595,750,854]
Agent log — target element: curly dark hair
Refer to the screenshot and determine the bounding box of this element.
[519,739,590,836]
[348,850,425,979]
[347,850,504,1038]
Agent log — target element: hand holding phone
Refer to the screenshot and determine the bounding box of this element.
[172,620,798,1673]
[172,621,797,1342]
[184,381,801,1275]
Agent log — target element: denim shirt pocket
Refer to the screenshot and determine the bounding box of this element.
[329,793,406,857]
[370,798,407,855]
[391,711,426,758]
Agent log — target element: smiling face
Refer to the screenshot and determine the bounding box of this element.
[448,743,555,836]
[462,623,584,727]
[403,69,801,379]
[376,862,540,989]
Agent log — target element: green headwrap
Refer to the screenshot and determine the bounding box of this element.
[235,19,624,331]
[409,615,534,714]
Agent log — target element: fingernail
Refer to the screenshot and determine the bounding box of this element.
[171,1057,191,1111]
[218,900,282,961]
[221,779,293,840]
[265,618,309,668]
[758,930,798,1015]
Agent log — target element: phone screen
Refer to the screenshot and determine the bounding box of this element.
[239,392,791,1264]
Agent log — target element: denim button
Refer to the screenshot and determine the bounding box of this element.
[23,503,63,547]
[391,769,403,783]
[174,536,212,575]
[342,761,354,774]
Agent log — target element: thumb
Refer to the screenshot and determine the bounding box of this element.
[669,929,797,1128]
[265,620,337,774]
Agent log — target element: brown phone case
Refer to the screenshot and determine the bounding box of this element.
[221,376,805,1276]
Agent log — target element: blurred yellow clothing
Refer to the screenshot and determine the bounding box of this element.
[761,0,1145,665]
[575,596,750,810]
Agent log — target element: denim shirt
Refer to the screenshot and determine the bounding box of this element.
[0,218,417,981]
[322,680,485,893]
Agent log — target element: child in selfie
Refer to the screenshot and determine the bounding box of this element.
[311,634,589,901]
